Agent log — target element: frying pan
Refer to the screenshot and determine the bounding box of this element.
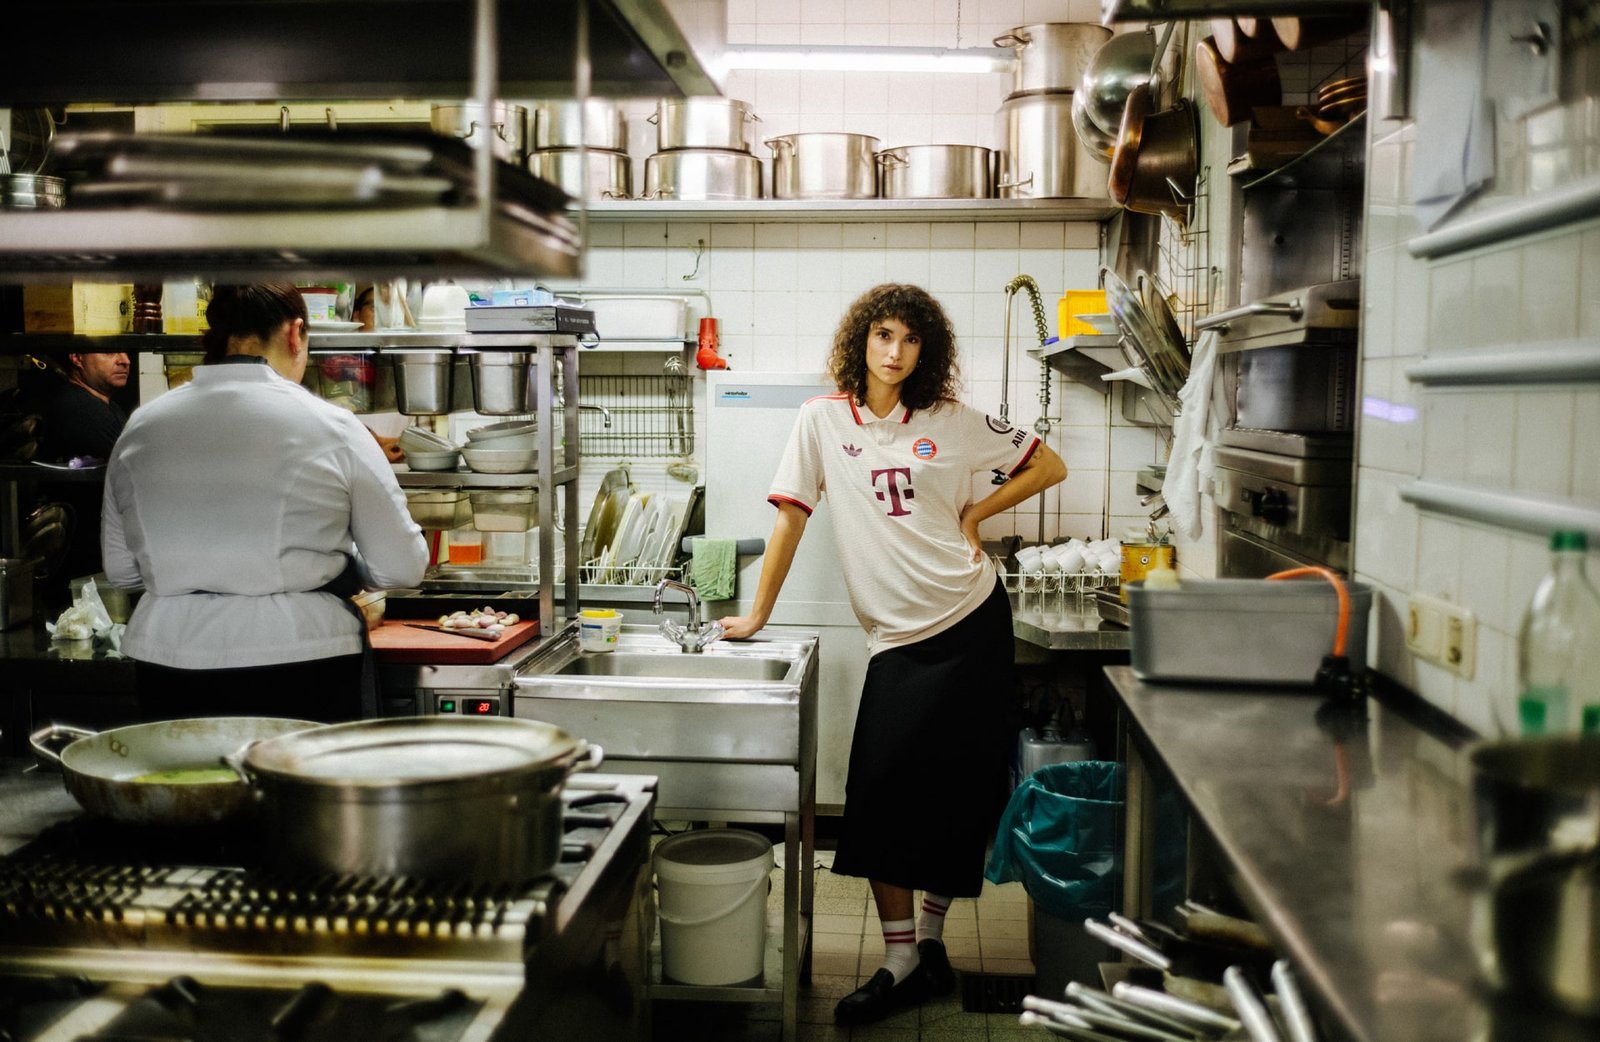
[1196,36,1283,128]
[30,717,321,826]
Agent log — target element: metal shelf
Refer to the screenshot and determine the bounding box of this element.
[397,467,579,489]
[582,197,1118,224]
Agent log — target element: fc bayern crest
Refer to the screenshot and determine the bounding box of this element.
[912,437,937,459]
[985,416,1013,434]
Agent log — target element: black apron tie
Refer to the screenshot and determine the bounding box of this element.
[314,555,380,720]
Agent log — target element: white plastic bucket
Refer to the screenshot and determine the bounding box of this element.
[654,828,774,985]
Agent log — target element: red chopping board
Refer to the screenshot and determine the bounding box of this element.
[370,619,541,664]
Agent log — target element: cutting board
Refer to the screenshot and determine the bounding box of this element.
[369,619,541,664]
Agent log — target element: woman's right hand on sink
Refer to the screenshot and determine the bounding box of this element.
[718,613,765,640]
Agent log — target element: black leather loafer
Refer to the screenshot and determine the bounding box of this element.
[917,938,957,995]
[834,967,930,1025]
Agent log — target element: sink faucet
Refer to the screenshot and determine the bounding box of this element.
[653,578,724,653]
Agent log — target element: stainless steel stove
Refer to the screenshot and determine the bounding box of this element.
[0,774,656,1042]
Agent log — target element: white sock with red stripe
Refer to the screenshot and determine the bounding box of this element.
[879,918,919,983]
[917,893,951,944]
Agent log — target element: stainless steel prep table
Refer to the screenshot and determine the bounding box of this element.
[1103,665,1593,1042]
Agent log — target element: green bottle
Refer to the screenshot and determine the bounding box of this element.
[1517,531,1600,734]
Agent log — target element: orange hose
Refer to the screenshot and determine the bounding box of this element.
[1266,566,1350,657]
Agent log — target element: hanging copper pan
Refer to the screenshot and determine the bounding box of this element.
[1109,84,1197,222]
[1271,14,1368,51]
[1210,17,1283,64]
[1234,17,1283,49]
[1196,36,1282,128]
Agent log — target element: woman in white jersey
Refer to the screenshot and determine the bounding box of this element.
[720,284,1067,1025]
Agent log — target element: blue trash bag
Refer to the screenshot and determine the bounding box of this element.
[984,760,1124,921]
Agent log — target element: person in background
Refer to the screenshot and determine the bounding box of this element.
[38,350,130,463]
[718,284,1068,1026]
[103,283,428,723]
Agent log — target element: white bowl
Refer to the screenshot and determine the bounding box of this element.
[399,427,456,452]
[467,431,539,452]
[1075,312,1118,335]
[404,449,462,472]
[462,445,539,474]
[467,420,538,442]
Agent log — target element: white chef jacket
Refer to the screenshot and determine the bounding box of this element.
[103,361,428,670]
[768,395,1038,656]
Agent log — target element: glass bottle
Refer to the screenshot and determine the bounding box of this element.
[1517,531,1600,734]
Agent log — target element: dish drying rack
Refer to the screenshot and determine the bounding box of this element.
[999,566,1120,614]
[577,373,694,458]
[578,558,685,587]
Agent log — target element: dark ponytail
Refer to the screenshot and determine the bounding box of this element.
[202,284,307,363]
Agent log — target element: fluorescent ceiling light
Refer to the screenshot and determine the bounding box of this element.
[718,44,1014,75]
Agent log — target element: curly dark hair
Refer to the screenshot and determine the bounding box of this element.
[827,284,960,411]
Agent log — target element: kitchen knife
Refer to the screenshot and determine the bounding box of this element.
[1224,965,1284,1042]
[1269,960,1320,1042]
[1111,982,1243,1035]
[403,623,503,642]
[1083,918,1173,971]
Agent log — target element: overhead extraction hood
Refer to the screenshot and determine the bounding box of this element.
[0,0,722,282]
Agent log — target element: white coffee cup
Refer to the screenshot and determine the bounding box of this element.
[578,608,622,652]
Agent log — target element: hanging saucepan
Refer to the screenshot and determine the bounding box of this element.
[1271,14,1369,51]
[235,716,603,885]
[30,718,322,826]
[1108,84,1197,223]
[993,23,1113,95]
[1209,17,1283,64]
[1195,36,1282,128]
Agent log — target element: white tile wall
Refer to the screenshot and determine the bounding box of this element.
[553,1,1134,549]
[1356,76,1600,734]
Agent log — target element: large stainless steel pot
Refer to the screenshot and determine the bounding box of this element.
[527,148,631,200]
[642,149,762,200]
[650,97,759,152]
[468,351,531,415]
[994,23,1113,95]
[767,133,879,200]
[530,98,627,151]
[877,145,992,199]
[30,718,321,826]
[0,174,65,210]
[389,348,455,415]
[995,94,1107,200]
[1467,735,1600,1016]
[237,716,602,885]
[430,102,528,161]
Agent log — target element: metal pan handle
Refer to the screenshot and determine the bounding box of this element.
[29,723,96,768]
[1082,917,1172,971]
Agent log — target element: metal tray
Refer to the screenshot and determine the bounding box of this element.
[1128,578,1371,686]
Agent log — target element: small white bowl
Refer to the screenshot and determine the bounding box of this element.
[399,427,456,453]
[462,445,539,474]
[1075,312,1118,335]
[404,449,462,472]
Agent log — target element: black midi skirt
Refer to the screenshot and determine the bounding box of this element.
[831,580,1020,897]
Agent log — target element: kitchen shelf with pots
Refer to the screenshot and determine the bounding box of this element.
[582,197,1119,223]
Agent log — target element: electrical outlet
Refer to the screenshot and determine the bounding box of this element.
[1407,594,1477,679]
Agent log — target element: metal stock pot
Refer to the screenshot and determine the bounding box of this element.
[993,23,1113,95]
[650,97,759,152]
[30,717,321,826]
[996,94,1108,200]
[236,716,602,885]
[530,98,627,151]
[877,145,993,200]
[767,133,879,200]
[642,149,762,200]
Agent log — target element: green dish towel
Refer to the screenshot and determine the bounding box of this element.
[690,537,737,601]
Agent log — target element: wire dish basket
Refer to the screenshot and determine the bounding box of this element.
[580,559,686,587]
[999,567,1120,614]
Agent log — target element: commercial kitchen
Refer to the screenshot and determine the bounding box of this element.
[0,1,1596,1040]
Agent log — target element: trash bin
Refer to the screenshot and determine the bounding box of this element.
[986,761,1124,992]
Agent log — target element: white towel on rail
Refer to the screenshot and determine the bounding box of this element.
[1164,330,1224,541]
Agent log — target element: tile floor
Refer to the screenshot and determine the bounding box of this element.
[653,845,1042,1041]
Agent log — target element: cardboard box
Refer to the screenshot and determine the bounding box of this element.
[23,284,135,334]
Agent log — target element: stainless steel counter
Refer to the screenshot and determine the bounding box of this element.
[1010,595,1131,651]
[1103,666,1593,1042]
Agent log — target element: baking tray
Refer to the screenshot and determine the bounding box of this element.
[1128,578,1371,686]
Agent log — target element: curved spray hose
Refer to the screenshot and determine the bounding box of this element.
[1003,275,1055,543]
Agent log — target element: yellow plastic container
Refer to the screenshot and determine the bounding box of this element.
[1058,289,1109,339]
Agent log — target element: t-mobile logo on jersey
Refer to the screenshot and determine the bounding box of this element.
[870,467,915,517]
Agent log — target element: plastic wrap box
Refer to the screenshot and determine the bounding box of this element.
[1128,578,1371,685]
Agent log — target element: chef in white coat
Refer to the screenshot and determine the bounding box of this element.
[103,283,427,722]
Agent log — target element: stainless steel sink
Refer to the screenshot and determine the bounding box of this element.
[550,652,795,682]
[513,623,818,814]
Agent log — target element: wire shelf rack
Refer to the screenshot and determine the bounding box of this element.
[1151,163,1215,353]
[577,374,694,459]
[578,559,685,586]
